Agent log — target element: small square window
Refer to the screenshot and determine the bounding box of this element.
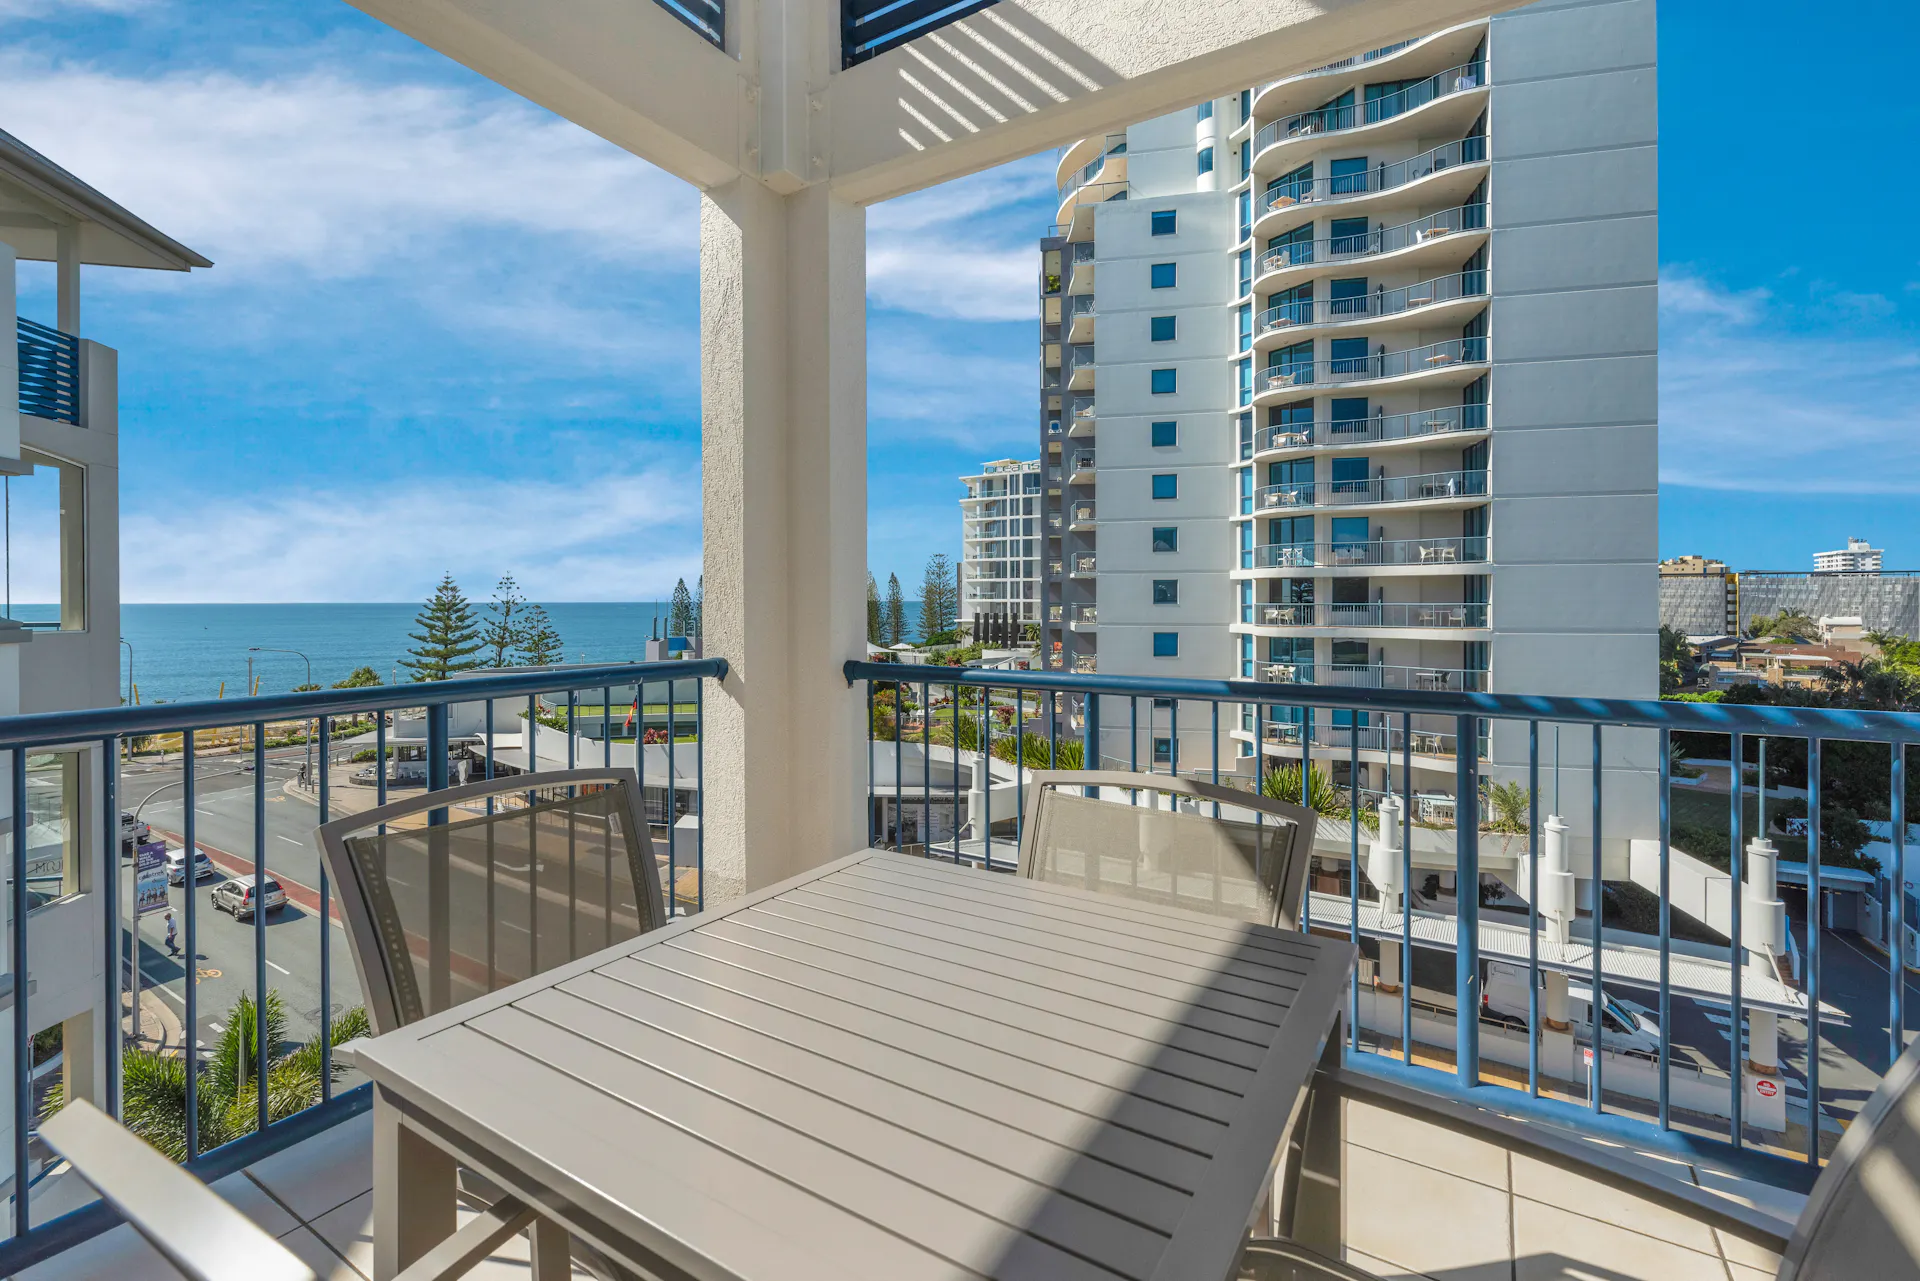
[1150,368,1177,395]
[1150,420,1177,447]
[1150,315,1177,342]
[1153,579,1178,604]
[1152,526,1178,553]
[1153,736,1174,765]
[1153,632,1179,658]
[1196,146,1214,175]
[1151,210,1177,236]
[1151,473,1178,500]
[1150,262,1177,288]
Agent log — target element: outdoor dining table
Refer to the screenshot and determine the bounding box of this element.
[354,848,1356,1281]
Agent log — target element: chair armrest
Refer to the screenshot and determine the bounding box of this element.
[40,1101,316,1281]
[1241,1237,1384,1280]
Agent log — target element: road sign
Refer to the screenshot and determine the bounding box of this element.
[134,842,169,917]
[1756,1078,1779,1098]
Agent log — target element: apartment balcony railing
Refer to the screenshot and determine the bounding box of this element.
[1252,403,1488,455]
[1045,512,1062,531]
[1257,37,1422,91]
[17,317,79,426]
[1070,398,1096,422]
[1254,660,1488,692]
[1072,605,1098,625]
[1070,503,1096,524]
[1260,136,1488,214]
[1069,655,1097,673]
[1253,63,1485,153]
[1057,133,1126,197]
[1257,337,1488,395]
[1249,535,1489,568]
[1247,710,1486,761]
[1071,451,1096,473]
[1071,554,1096,575]
[1070,240,1096,264]
[1048,558,1063,575]
[1258,270,1488,338]
[1257,206,1487,280]
[1247,600,1489,628]
[1255,468,1489,512]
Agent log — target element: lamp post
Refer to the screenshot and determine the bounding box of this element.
[249,647,315,783]
[119,638,133,762]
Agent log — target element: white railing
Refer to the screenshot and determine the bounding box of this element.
[1254,469,1488,511]
[1259,137,1487,214]
[1253,404,1488,454]
[1254,64,1485,153]
[1257,207,1487,280]
[1249,537,1489,569]
[1257,337,1488,395]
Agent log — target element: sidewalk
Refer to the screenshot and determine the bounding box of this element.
[122,981,186,1059]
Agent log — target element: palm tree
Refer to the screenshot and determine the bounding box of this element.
[1480,779,1531,834]
[44,991,368,1162]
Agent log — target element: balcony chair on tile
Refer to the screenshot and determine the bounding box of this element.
[1015,770,1316,931]
[1236,1026,1920,1280]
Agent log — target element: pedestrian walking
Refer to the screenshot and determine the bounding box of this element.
[165,910,179,957]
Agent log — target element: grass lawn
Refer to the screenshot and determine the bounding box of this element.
[1667,785,1807,869]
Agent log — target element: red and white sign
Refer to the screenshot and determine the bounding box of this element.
[1755,1078,1780,1099]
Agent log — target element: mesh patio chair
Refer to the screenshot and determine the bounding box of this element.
[316,767,669,1036]
[1016,770,1318,931]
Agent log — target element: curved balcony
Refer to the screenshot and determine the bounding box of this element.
[1250,22,1488,120]
[1254,661,1487,692]
[1067,501,1096,531]
[1253,468,1488,513]
[1068,450,1096,482]
[1251,138,1487,237]
[1253,205,1487,295]
[1056,133,1125,194]
[1251,64,1487,173]
[1251,405,1488,459]
[1251,717,1484,763]
[1056,134,1129,227]
[1244,601,1489,630]
[1253,337,1489,405]
[1255,270,1488,346]
[1247,536,1489,571]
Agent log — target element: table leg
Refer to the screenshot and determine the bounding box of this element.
[530,1216,572,1280]
[373,1085,457,1281]
[1276,1016,1346,1257]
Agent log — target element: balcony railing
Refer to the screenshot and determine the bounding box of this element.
[1070,503,1096,523]
[1255,660,1488,692]
[1250,535,1490,568]
[1072,605,1097,624]
[1071,554,1096,574]
[1254,63,1485,152]
[1070,396,1096,420]
[1071,451,1096,473]
[1254,403,1488,454]
[1247,600,1489,628]
[1057,133,1127,197]
[1258,206,1487,280]
[1255,468,1489,512]
[1259,270,1487,336]
[1249,711,1486,761]
[1261,136,1488,214]
[17,318,79,426]
[1258,337,1489,394]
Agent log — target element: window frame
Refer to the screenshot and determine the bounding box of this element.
[1150,420,1177,448]
[1151,473,1178,500]
[1150,367,1177,395]
[1150,261,1177,289]
[1152,526,1179,553]
[1152,632,1179,658]
[1150,314,1177,343]
[1150,210,1177,236]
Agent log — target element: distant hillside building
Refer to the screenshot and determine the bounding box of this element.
[1659,556,1736,636]
[1814,537,1883,576]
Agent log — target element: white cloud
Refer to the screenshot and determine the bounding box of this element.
[0,53,696,279]
[0,0,148,17]
[867,153,1052,322]
[1660,269,1768,324]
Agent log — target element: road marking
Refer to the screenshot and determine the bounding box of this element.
[265,959,290,976]
[154,986,185,1008]
[499,919,530,934]
[208,1022,223,1032]
[276,835,304,846]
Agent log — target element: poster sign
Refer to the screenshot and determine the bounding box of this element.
[134,841,169,917]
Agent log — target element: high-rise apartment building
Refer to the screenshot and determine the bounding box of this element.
[1814,537,1883,576]
[959,458,1042,625]
[1038,0,1658,808]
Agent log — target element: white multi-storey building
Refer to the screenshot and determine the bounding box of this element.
[1814,537,1883,576]
[1039,0,1658,816]
[958,458,1041,625]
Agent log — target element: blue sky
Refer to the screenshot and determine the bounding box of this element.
[0,0,1914,602]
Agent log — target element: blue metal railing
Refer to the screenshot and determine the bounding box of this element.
[651,0,723,47]
[844,0,1000,67]
[0,658,723,1272]
[846,660,1920,1191]
[16,319,78,426]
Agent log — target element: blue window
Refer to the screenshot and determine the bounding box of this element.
[1329,337,1370,375]
[1151,210,1177,236]
[1330,277,1368,317]
[1237,189,1251,241]
[1153,579,1178,604]
[1153,632,1179,658]
[1150,315,1177,342]
[1150,261,1177,288]
[1154,736,1175,765]
[1330,457,1369,495]
[1151,420,1177,447]
[1196,101,1213,121]
[1237,356,1252,406]
[1330,397,1369,433]
[1152,526,1178,553]
[1330,216,1370,255]
[1197,146,1214,175]
[1237,302,1252,352]
[1151,367,1177,394]
[1331,516,1370,547]
[1239,140,1251,180]
[1152,473,1178,500]
[1238,88,1251,123]
[1329,156,1369,195]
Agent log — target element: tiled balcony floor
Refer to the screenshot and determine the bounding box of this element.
[10,1096,1806,1281]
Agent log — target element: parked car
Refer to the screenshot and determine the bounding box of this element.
[1483,961,1662,1057]
[211,877,286,920]
[165,847,217,886]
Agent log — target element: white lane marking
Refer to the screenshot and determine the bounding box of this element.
[275,835,304,846]
[498,919,530,934]
[154,986,185,1007]
[265,959,290,976]
[208,1022,223,1032]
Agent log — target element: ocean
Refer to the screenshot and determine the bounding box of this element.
[10,601,927,705]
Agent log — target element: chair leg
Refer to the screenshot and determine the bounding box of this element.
[530,1215,573,1281]
[374,1086,458,1281]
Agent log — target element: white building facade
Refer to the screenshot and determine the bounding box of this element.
[958,458,1041,626]
[1814,537,1883,576]
[1039,0,1659,819]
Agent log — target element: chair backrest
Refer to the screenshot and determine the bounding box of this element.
[1779,1031,1920,1280]
[317,768,668,1035]
[1015,770,1318,930]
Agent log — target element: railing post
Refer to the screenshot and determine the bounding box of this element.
[1454,714,1479,1087]
[426,704,449,816]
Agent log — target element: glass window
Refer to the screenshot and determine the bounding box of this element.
[1329,156,1369,195]
[1330,216,1370,255]
[1150,261,1177,288]
[1151,420,1177,447]
[1153,736,1174,765]
[1331,516,1370,546]
[1151,368,1177,395]
[1152,473,1178,500]
[1196,101,1213,120]
[1237,189,1251,242]
[1267,162,1312,206]
[1196,146,1214,175]
[1330,457,1368,485]
[1150,315,1176,342]
[1330,277,1368,316]
[1153,579,1178,604]
[1330,397,1369,432]
[25,749,84,911]
[1150,210,1177,236]
[1152,527,1178,553]
[1239,88,1251,122]
[1153,632,1179,658]
[1329,337,1370,374]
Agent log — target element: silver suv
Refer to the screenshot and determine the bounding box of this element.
[211,877,287,920]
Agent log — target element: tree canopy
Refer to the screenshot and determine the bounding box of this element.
[400,574,484,682]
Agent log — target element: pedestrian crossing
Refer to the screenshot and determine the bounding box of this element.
[1701,1009,1810,1100]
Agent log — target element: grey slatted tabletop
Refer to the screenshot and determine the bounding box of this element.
[355,849,1356,1281]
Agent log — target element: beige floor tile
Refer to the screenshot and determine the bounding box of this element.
[1692,1162,1808,1223]
[1513,1195,1731,1281]
[1727,1265,1775,1281]
[211,1169,302,1237]
[10,1222,180,1281]
[1510,1149,1719,1252]
[1715,1224,1787,1274]
[1344,1145,1511,1281]
[277,1224,367,1281]
[304,1188,594,1280]
[245,1110,374,1223]
[1344,1098,1511,1190]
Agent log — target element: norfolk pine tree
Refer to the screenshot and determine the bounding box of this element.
[400,574,484,681]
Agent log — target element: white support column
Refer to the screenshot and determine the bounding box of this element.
[1538,814,1575,946]
[1743,836,1786,1075]
[1367,795,1402,992]
[0,240,17,465]
[55,224,79,337]
[701,179,867,902]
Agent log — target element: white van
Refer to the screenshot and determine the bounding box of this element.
[1484,962,1661,1057]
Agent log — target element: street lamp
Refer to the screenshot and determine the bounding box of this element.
[249,646,315,783]
[119,638,133,762]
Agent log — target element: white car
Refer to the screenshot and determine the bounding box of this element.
[1483,962,1662,1057]
[165,847,217,885]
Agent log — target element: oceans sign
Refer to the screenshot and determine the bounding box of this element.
[134,841,169,917]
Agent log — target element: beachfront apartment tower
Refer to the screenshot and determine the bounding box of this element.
[1038,0,1658,818]
[959,458,1042,626]
[0,127,208,1177]
[1814,537,1883,576]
